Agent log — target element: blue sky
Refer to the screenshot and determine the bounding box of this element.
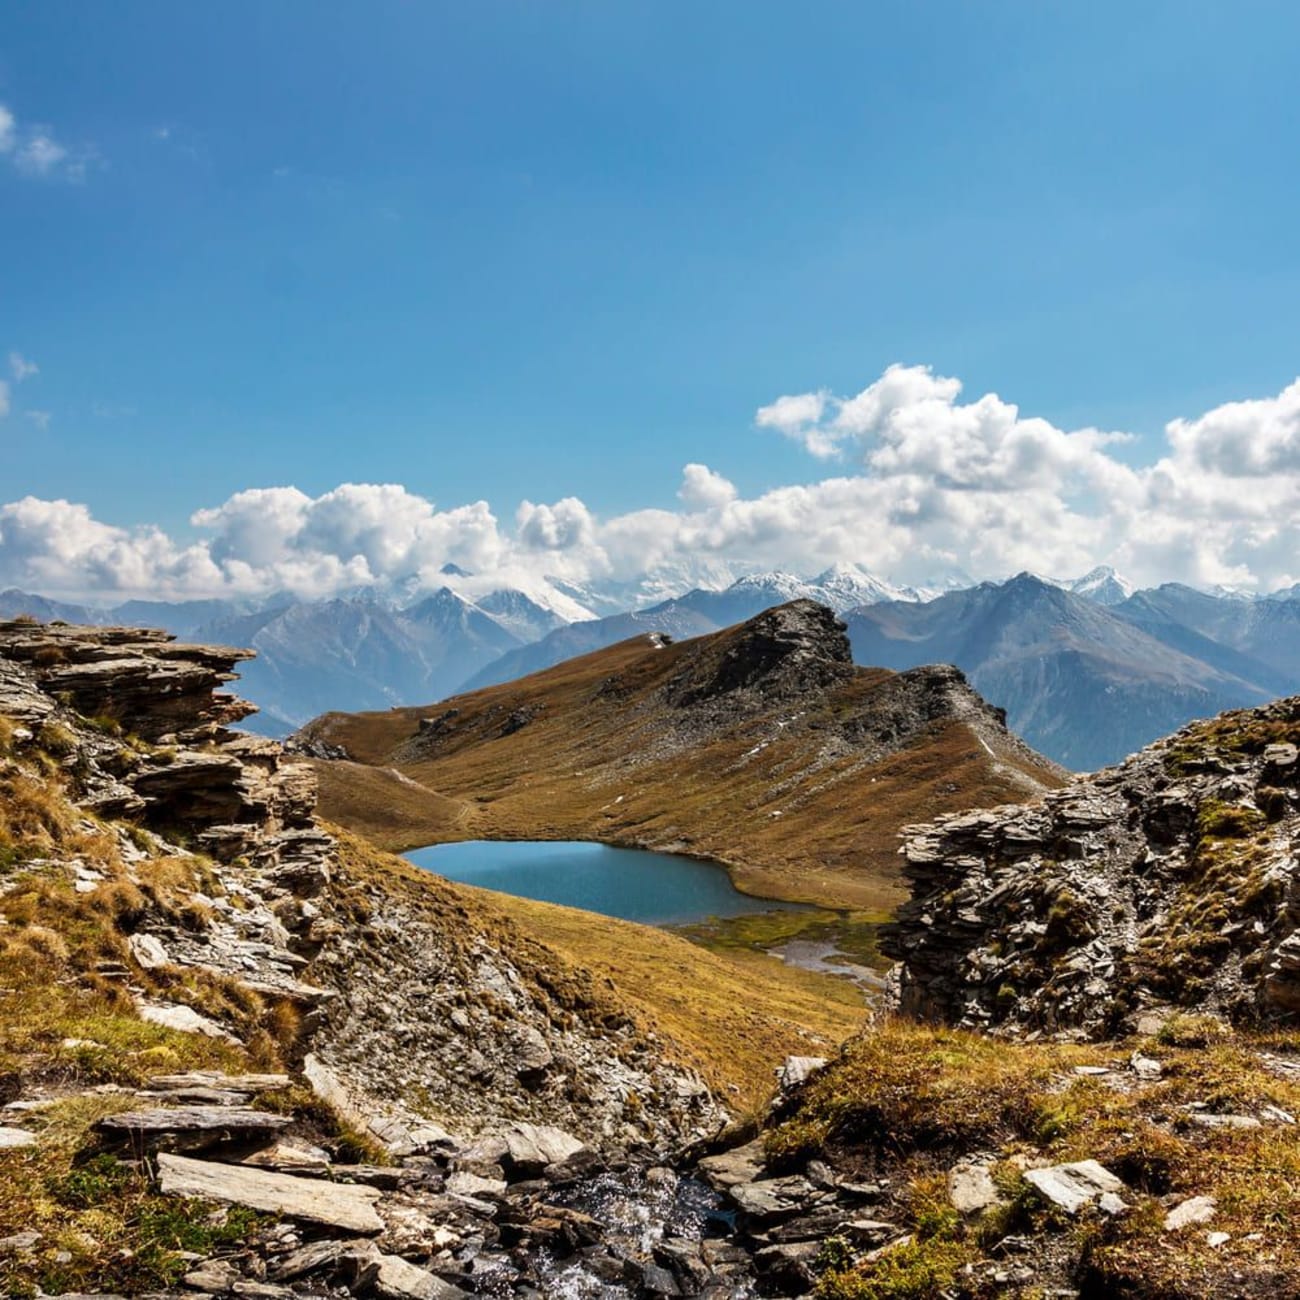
[3,2,1300,598]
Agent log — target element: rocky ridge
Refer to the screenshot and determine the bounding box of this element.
[883,695,1300,1036]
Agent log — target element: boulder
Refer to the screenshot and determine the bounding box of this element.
[1023,1160,1126,1215]
[128,933,170,970]
[696,1139,766,1189]
[1165,1196,1217,1230]
[498,1121,588,1175]
[776,1056,828,1091]
[948,1157,999,1215]
[372,1250,468,1300]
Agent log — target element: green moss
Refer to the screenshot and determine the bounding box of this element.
[1196,799,1267,841]
[815,1236,973,1299]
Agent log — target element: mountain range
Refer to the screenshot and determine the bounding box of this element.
[4,562,1298,768]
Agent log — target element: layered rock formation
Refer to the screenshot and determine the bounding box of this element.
[884,695,1300,1035]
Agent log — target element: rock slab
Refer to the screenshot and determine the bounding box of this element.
[156,1153,384,1233]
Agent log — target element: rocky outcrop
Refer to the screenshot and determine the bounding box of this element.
[0,619,727,1156]
[883,695,1300,1034]
[664,599,855,709]
[0,619,255,739]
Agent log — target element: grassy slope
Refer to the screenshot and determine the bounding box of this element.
[306,625,1064,909]
[329,826,868,1113]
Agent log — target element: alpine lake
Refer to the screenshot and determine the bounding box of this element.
[404,839,889,994]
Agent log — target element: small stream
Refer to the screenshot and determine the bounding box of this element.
[489,1169,756,1299]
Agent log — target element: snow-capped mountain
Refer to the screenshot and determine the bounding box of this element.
[5,562,1298,754]
[1065,565,1137,606]
[810,562,928,610]
[473,589,571,642]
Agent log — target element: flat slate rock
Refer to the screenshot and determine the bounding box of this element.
[138,1001,240,1043]
[146,1071,292,1093]
[157,1152,384,1233]
[141,1087,253,1106]
[267,1238,359,1281]
[97,1106,292,1150]
[240,1139,332,1177]
[0,1126,37,1149]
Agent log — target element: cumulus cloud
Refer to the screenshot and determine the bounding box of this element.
[516,497,597,551]
[9,353,38,382]
[6,365,1300,601]
[677,463,737,510]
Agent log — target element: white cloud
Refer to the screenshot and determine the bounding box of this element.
[15,132,67,177]
[9,353,38,382]
[0,381,9,420]
[516,497,597,551]
[677,463,737,510]
[0,104,93,181]
[755,391,833,455]
[6,366,1300,601]
[1164,378,1300,477]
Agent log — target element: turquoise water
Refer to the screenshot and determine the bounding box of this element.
[403,839,806,926]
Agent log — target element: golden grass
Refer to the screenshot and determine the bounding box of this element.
[481,891,868,1112]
